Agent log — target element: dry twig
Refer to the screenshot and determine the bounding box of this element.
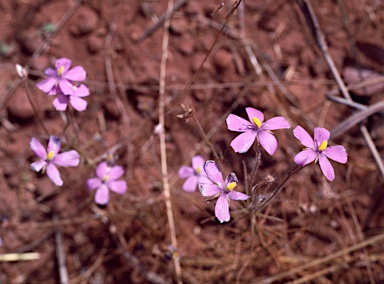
[158,0,182,283]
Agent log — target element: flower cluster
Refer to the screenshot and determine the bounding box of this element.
[30,57,128,205]
[37,57,89,111]
[179,107,348,223]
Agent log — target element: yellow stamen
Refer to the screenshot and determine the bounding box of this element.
[319,140,328,151]
[47,150,55,161]
[196,166,201,174]
[57,66,64,76]
[102,166,112,182]
[252,117,261,128]
[102,175,109,183]
[226,182,237,191]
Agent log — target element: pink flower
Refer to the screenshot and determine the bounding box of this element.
[87,162,127,205]
[226,107,290,155]
[293,126,348,181]
[30,136,80,186]
[198,161,249,223]
[52,84,89,112]
[178,155,210,192]
[36,57,86,96]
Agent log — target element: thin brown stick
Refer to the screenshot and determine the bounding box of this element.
[191,108,222,162]
[54,216,69,284]
[158,0,182,283]
[252,165,303,212]
[136,0,188,42]
[23,79,50,136]
[181,0,242,98]
[330,101,384,139]
[104,22,130,126]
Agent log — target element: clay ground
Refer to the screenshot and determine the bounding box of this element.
[0,0,384,283]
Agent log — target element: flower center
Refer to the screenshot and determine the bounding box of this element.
[57,66,64,76]
[102,166,112,182]
[252,117,261,128]
[226,181,237,191]
[102,175,109,183]
[196,165,201,174]
[47,150,55,161]
[318,140,328,151]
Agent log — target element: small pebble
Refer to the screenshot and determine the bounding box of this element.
[70,6,99,36]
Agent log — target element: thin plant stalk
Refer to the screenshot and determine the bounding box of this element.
[23,80,50,136]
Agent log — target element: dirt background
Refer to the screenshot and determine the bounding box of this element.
[0,0,383,283]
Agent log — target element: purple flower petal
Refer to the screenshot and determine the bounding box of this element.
[36,77,57,93]
[108,165,124,181]
[69,96,87,112]
[58,79,75,95]
[228,191,249,201]
[48,85,62,96]
[87,177,102,191]
[95,184,109,205]
[44,67,56,77]
[192,155,205,172]
[204,161,224,185]
[64,66,86,81]
[215,194,230,223]
[226,114,253,132]
[108,180,127,194]
[230,131,257,153]
[198,183,221,196]
[56,58,72,73]
[318,154,335,181]
[73,84,90,97]
[47,136,61,156]
[53,150,80,167]
[182,175,198,192]
[294,149,317,166]
[323,146,348,164]
[199,175,212,184]
[96,162,108,179]
[258,130,278,155]
[30,137,47,159]
[178,166,193,178]
[53,95,69,111]
[261,117,290,130]
[314,127,330,145]
[46,164,63,186]
[30,160,46,172]
[245,107,264,124]
[293,126,315,149]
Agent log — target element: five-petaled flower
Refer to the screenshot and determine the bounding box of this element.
[30,135,80,186]
[86,162,127,205]
[293,126,348,182]
[36,57,86,96]
[199,161,249,223]
[178,155,210,192]
[226,107,290,155]
[53,83,89,112]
